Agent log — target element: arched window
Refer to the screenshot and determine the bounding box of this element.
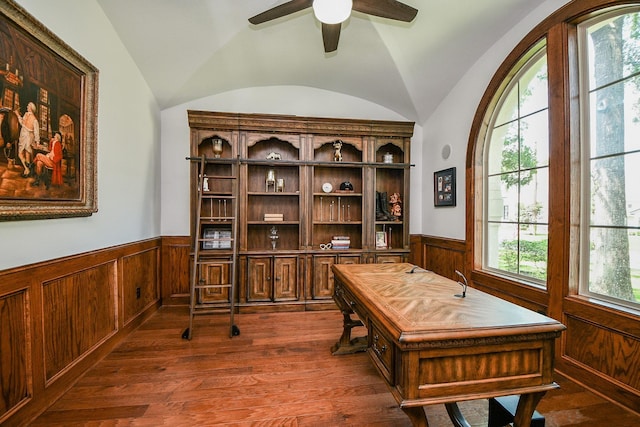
[483,41,549,286]
[471,2,640,311]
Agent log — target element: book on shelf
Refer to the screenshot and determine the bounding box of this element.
[264,213,284,222]
[331,235,351,249]
[202,228,232,249]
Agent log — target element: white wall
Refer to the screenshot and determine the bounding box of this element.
[0,0,573,272]
[0,0,161,270]
[419,0,571,240]
[160,86,424,236]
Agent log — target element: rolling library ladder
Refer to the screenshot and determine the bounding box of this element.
[183,155,240,340]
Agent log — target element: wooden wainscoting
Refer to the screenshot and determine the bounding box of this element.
[0,239,161,426]
[410,234,466,281]
[160,236,190,306]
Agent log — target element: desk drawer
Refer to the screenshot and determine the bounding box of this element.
[368,322,394,384]
[336,283,367,322]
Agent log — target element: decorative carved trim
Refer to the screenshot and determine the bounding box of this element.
[399,332,562,350]
[187,111,415,138]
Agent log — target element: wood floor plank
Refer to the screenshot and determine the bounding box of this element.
[32,307,640,426]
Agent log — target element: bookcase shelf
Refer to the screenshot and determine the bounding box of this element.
[188,111,414,310]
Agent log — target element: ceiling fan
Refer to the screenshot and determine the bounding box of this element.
[248,0,418,53]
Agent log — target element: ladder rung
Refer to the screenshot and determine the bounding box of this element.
[192,307,232,314]
[203,175,237,180]
[196,259,233,265]
[195,283,232,289]
[202,194,236,199]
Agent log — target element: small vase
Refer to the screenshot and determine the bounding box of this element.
[212,138,223,158]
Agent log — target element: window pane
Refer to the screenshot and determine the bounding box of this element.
[586,13,640,89]
[519,224,548,281]
[487,173,518,222]
[487,121,518,175]
[494,85,519,127]
[521,110,549,168]
[520,167,549,224]
[486,222,518,273]
[589,227,639,304]
[591,152,640,227]
[519,55,548,117]
[589,76,640,157]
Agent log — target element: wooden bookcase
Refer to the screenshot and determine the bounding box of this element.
[188,111,414,311]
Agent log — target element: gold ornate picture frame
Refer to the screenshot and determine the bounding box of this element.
[0,0,98,220]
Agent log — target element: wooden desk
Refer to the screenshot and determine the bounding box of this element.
[331,263,566,427]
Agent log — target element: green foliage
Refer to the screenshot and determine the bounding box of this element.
[500,133,538,189]
[499,238,548,281]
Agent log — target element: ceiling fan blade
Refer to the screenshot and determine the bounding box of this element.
[322,23,341,53]
[352,0,418,22]
[249,0,313,25]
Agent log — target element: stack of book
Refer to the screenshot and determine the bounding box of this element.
[202,228,232,249]
[264,213,284,222]
[331,235,350,249]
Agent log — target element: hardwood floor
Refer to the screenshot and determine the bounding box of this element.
[33,307,640,426]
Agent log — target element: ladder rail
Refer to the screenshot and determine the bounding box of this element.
[186,156,207,339]
[184,155,240,340]
[228,157,240,337]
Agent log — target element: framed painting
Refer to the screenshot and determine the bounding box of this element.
[0,0,98,220]
[434,167,456,207]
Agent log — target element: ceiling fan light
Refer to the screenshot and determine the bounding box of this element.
[313,0,352,24]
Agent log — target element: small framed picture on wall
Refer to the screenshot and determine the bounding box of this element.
[434,167,456,207]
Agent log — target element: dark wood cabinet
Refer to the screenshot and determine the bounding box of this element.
[188,111,414,311]
[197,258,231,304]
[244,255,299,302]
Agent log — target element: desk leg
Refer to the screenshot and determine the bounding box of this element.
[331,311,367,355]
[444,403,471,427]
[513,391,545,427]
[402,406,430,427]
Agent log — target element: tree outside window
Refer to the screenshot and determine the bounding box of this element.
[579,9,640,306]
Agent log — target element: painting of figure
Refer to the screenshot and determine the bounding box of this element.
[0,0,98,220]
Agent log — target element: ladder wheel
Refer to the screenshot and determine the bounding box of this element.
[231,325,240,336]
[181,328,191,340]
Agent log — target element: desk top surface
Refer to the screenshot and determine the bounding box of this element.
[333,263,565,344]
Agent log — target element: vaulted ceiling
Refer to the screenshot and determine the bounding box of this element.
[97,0,545,123]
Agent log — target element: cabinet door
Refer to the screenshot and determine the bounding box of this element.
[247,257,272,302]
[198,259,230,303]
[273,256,298,301]
[312,255,337,299]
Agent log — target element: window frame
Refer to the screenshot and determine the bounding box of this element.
[468,0,640,317]
[576,5,640,311]
[481,40,549,288]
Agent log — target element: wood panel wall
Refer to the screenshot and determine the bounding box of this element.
[0,239,161,426]
[160,236,190,306]
[411,235,466,281]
